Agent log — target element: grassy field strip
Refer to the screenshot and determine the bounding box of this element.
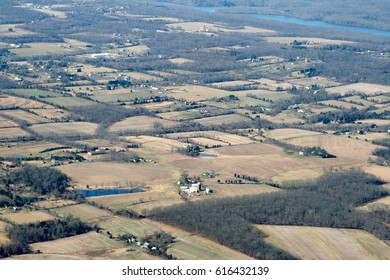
[258,225,390,260]
[0,221,11,245]
[52,204,113,223]
[2,211,55,224]
[30,232,122,254]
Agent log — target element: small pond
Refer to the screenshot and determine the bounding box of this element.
[199,153,218,157]
[74,189,145,198]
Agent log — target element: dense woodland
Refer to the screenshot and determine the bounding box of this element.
[151,169,390,259]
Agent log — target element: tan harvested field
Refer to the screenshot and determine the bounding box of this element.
[264,37,355,46]
[342,96,375,107]
[271,169,324,184]
[12,43,75,56]
[258,112,305,124]
[29,108,71,120]
[123,135,185,153]
[210,143,283,156]
[258,225,390,260]
[53,204,112,222]
[362,166,390,182]
[0,116,18,128]
[168,85,231,101]
[91,192,184,214]
[320,100,365,110]
[125,72,162,81]
[358,133,390,141]
[193,114,250,126]
[109,116,179,132]
[300,104,341,114]
[30,122,98,136]
[0,221,11,245]
[7,248,162,260]
[166,131,255,145]
[0,24,36,37]
[368,94,390,103]
[360,196,390,211]
[0,127,30,139]
[236,89,294,101]
[326,83,390,96]
[357,119,390,126]
[210,80,254,88]
[57,162,175,188]
[287,76,341,88]
[203,183,281,199]
[249,78,292,91]
[66,63,117,75]
[31,232,123,254]
[267,128,322,141]
[34,199,77,209]
[0,94,51,109]
[133,101,175,110]
[161,149,362,182]
[0,141,61,157]
[188,137,229,147]
[169,58,194,64]
[89,191,181,211]
[2,211,55,224]
[0,109,49,124]
[285,134,380,162]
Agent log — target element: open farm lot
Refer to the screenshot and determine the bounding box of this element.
[0,95,52,109]
[30,122,98,136]
[319,100,365,110]
[41,97,97,107]
[2,211,55,224]
[0,109,50,124]
[282,133,381,162]
[0,221,11,245]
[264,37,355,46]
[267,128,322,140]
[11,42,85,57]
[193,114,250,126]
[0,127,30,139]
[57,162,175,188]
[0,141,62,157]
[167,85,231,102]
[258,225,390,260]
[325,83,390,95]
[362,166,390,182]
[287,76,341,88]
[165,131,254,145]
[0,116,18,128]
[29,108,71,120]
[109,116,179,132]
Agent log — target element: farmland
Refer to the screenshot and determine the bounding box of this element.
[258,225,390,260]
[0,0,389,261]
[30,122,98,136]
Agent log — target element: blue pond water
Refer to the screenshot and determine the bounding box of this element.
[199,153,217,157]
[180,5,390,37]
[74,189,145,197]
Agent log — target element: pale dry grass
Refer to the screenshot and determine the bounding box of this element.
[109,116,179,132]
[2,211,55,224]
[267,128,322,140]
[57,162,175,189]
[193,114,250,125]
[264,37,355,46]
[53,204,112,222]
[0,116,18,128]
[326,83,390,96]
[166,131,257,145]
[0,127,30,139]
[0,109,49,124]
[287,76,341,88]
[362,166,390,182]
[169,58,194,64]
[29,108,71,120]
[258,225,390,260]
[30,122,98,135]
[0,95,52,109]
[168,85,231,101]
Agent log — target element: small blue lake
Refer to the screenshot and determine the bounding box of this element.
[74,189,145,197]
[199,153,217,157]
